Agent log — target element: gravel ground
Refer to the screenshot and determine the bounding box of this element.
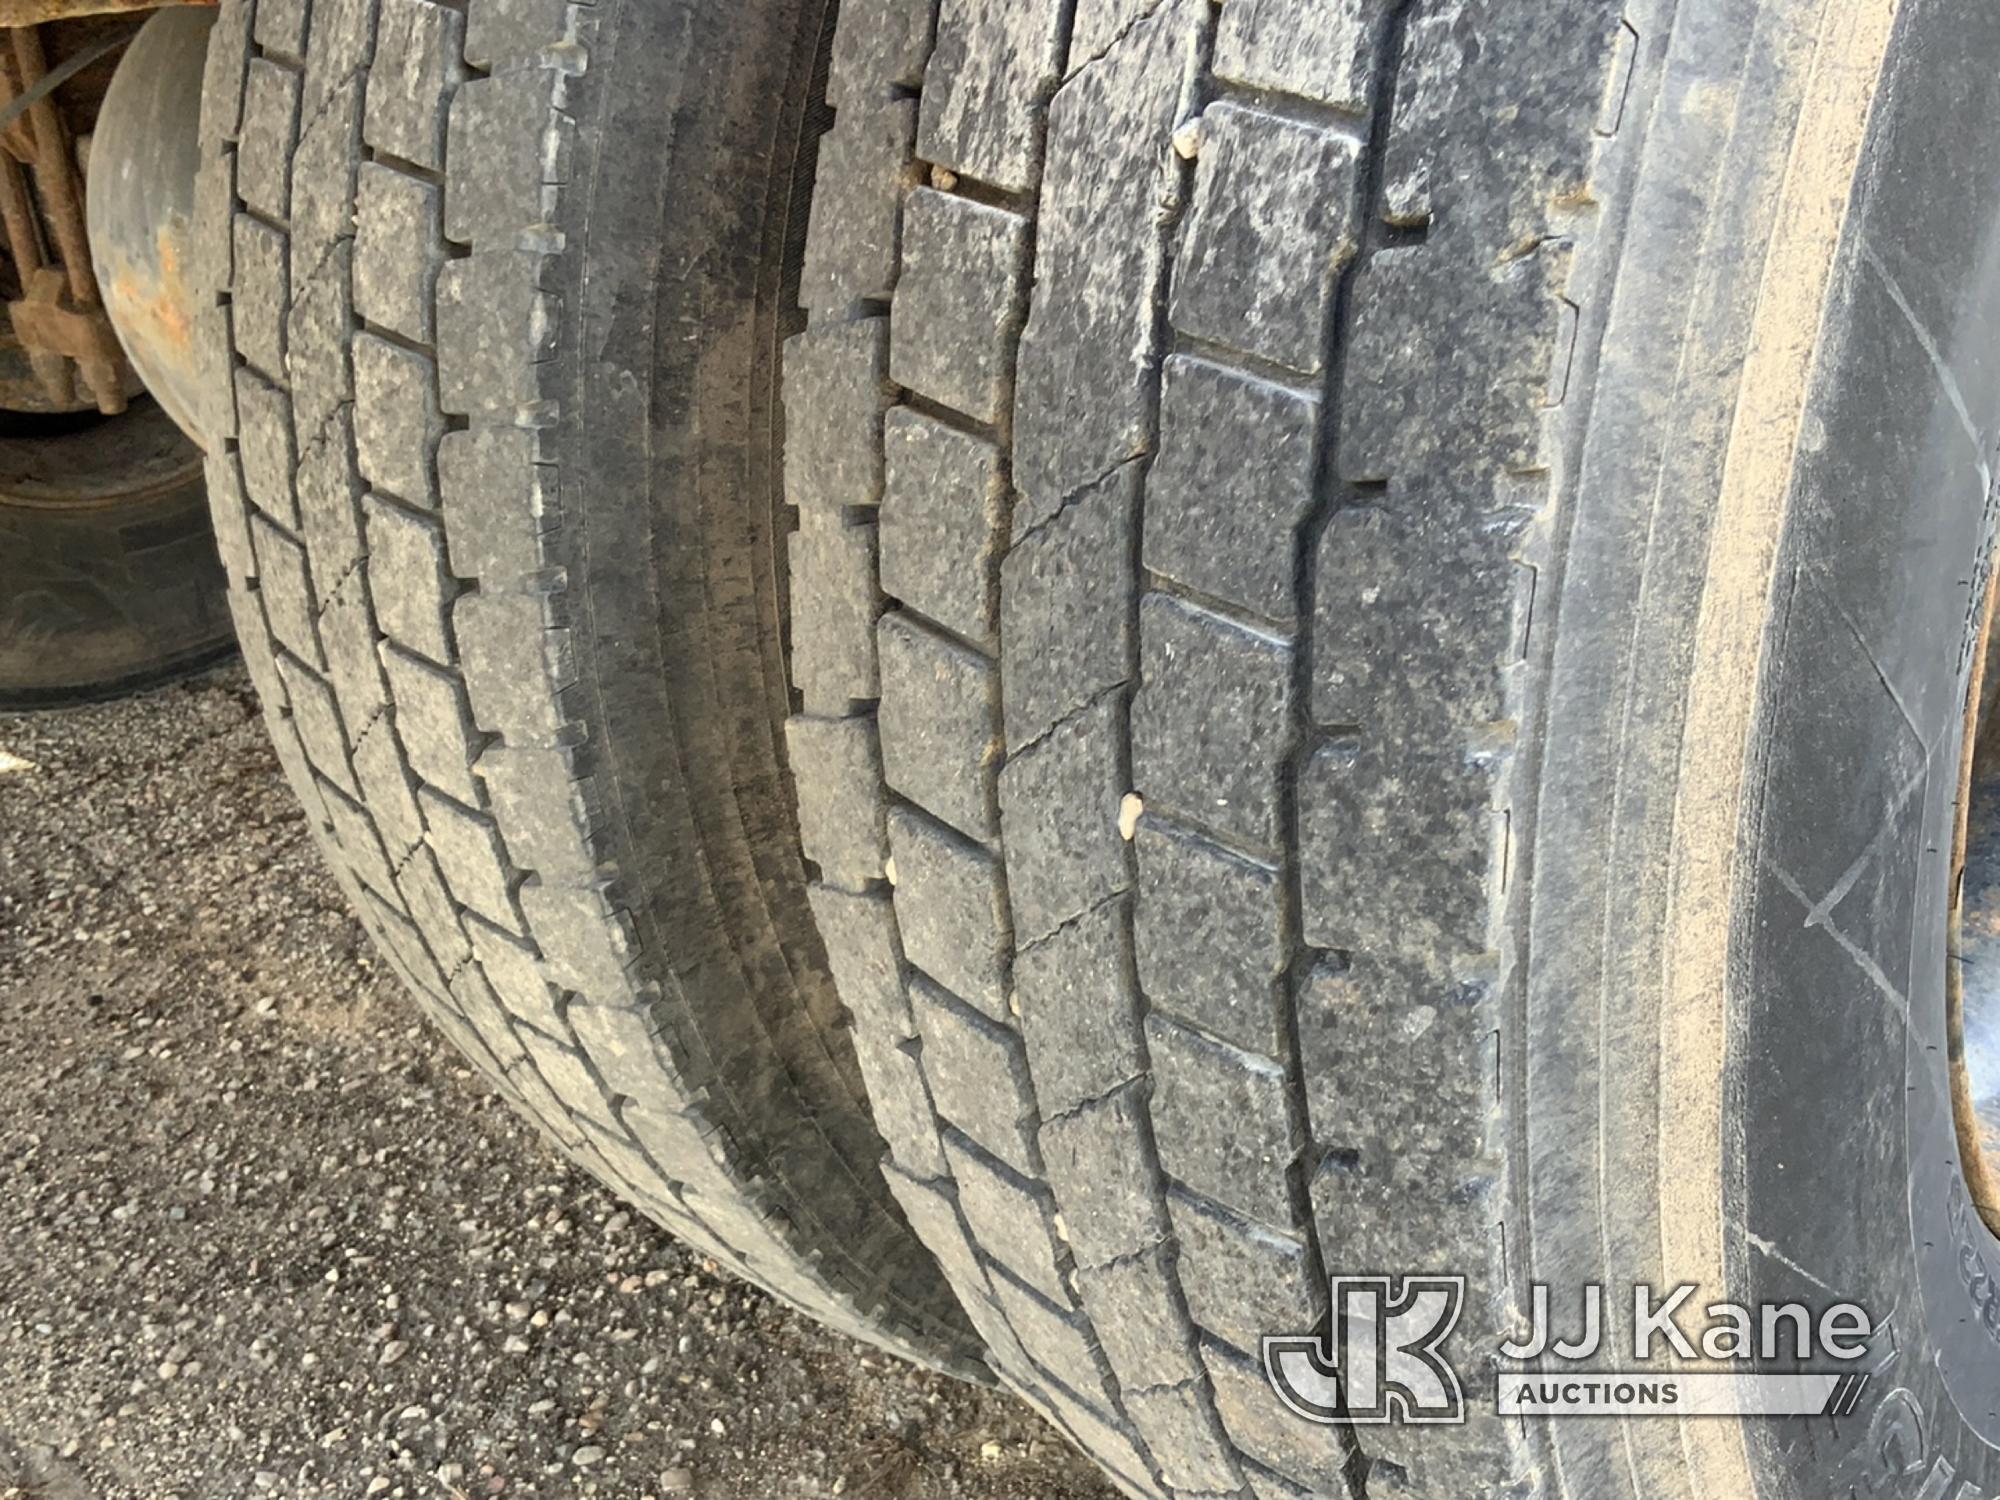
[0,666,1115,1500]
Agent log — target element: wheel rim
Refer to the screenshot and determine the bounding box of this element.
[1950,561,2000,1230]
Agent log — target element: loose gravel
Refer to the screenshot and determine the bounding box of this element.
[0,666,1115,1500]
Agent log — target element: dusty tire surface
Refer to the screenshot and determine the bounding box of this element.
[784,0,1990,1497]
[192,0,979,1373]
[0,402,232,706]
[784,1,1630,1492]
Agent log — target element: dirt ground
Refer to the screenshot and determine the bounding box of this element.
[0,665,1115,1500]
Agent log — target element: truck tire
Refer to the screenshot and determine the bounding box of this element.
[0,401,231,706]
[191,0,980,1373]
[786,0,1999,1495]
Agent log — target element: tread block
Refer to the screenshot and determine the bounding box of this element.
[849,1021,951,1180]
[363,887,455,999]
[622,1099,740,1204]
[1380,3,1623,245]
[988,1271,1102,1395]
[996,695,1128,945]
[1131,593,1293,850]
[1171,103,1359,375]
[363,496,454,660]
[1300,955,1497,1259]
[1167,1185,1319,1357]
[494,1048,587,1148]
[565,1001,679,1105]
[380,644,483,804]
[518,882,638,1001]
[784,320,890,516]
[467,913,566,1036]
[788,523,882,716]
[355,163,443,343]
[436,251,558,416]
[284,241,354,439]
[1312,496,1532,737]
[350,714,425,858]
[1074,1245,1200,1391]
[943,1131,1072,1306]
[463,0,576,71]
[1145,355,1319,624]
[999,464,1135,752]
[799,97,916,315]
[1336,243,1565,482]
[889,189,1029,423]
[882,1163,994,1305]
[429,971,518,1078]
[826,0,933,105]
[1213,0,1384,113]
[1297,740,1498,957]
[363,0,464,171]
[200,0,249,137]
[321,780,399,901]
[294,407,365,602]
[248,514,320,666]
[1134,821,1286,1057]
[877,613,1001,841]
[787,716,892,890]
[419,788,522,933]
[234,370,298,527]
[888,807,1010,1019]
[475,743,597,885]
[909,972,1038,1174]
[317,570,390,729]
[1202,1341,1353,1496]
[879,407,1005,650]
[514,1023,619,1135]
[1037,1083,1168,1271]
[917,0,1064,193]
[438,426,555,584]
[1067,0,1154,69]
[354,334,443,506]
[204,453,254,581]
[1123,1381,1244,1493]
[1012,0,1206,529]
[277,655,359,795]
[1014,895,1143,1119]
[231,213,289,377]
[455,589,573,746]
[298,0,382,109]
[1145,1014,1299,1226]
[392,841,474,971]
[446,70,570,249]
[1035,1383,1153,1496]
[235,59,300,219]
[288,74,363,261]
[805,883,914,1041]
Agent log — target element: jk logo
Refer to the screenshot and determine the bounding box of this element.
[1262,1275,1467,1426]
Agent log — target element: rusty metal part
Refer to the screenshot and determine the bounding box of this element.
[84,7,211,443]
[2,23,126,411]
[0,0,209,27]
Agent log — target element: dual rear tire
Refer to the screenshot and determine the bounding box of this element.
[192,0,2000,1497]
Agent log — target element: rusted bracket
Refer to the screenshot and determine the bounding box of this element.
[9,263,124,411]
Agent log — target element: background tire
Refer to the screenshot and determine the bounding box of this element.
[192,0,978,1372]
[784,0,1976,1497]
[0,400,231,706]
